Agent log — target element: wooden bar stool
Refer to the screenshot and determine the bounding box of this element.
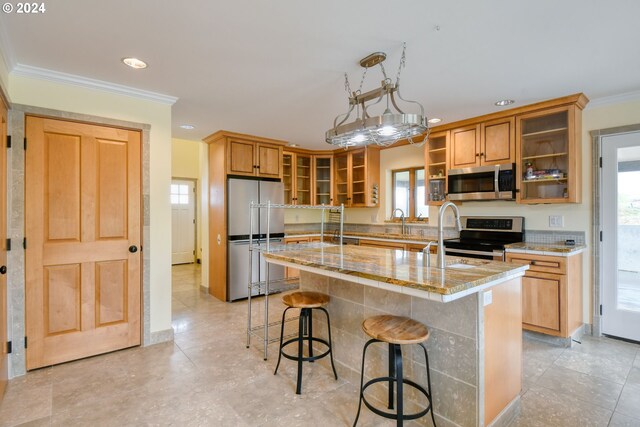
[353,315,436,427]
[274,291,338,394]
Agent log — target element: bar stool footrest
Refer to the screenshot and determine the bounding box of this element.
[280,336,332,363]
[361,376,433,422]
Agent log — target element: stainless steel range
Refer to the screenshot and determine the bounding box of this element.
[444,216,524,261]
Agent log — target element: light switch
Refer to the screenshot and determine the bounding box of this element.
[549,215,564,228]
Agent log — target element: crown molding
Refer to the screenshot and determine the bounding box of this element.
[11,63,178,105]
[587,89,640,108]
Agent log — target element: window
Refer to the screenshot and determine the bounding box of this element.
[392,168,428,220]
[171,184,190,205]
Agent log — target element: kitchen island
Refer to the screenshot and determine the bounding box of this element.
[261,243,529,427]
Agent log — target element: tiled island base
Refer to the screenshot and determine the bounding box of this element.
[299,271,522,427]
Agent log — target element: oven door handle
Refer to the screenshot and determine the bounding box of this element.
[494,165,500,199]
[445,247,504,257]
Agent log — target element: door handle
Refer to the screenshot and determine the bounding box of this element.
[129,245,138,253]
[0,265,6,275]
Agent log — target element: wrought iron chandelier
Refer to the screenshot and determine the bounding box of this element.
[325,43,429,148]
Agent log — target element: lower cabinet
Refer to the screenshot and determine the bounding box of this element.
[359,240,436,253]
[506,252,583,338]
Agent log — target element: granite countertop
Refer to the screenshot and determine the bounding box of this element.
[286,231,436,243]
[261,243,528,300]
[504,242,586,256]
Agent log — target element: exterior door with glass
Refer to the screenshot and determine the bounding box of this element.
[171,180,196,264]
[601,131,640,341]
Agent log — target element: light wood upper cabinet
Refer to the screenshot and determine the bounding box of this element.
[516,104,582,204]
[225,138,283,179]
[256,143,282,178]
[450,119,514,169]
[228,139,256,175]
[312,155,333,205]
[424,131,449,206]
[283,151,312,205]
[333,147,380,207]
[450,125,480,168]
[481,117,515,166]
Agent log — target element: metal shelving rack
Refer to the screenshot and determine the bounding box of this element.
[246,202,344,360]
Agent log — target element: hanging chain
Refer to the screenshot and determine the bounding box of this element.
[379,62,389,83]
[344,73,352,96]
[395,42,406,84]
[357,66,368,94]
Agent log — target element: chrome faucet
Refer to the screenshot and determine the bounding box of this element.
[392,208,406,235]
[436,201,462,269]
[423,241,436,267]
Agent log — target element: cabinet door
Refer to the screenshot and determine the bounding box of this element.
[313,155,333,205]
[295,153,312,205]
[450,125,480,168]
[522,274,561,331]
[406,243,437,253]
[283,152,294,204]
[481,117,515,165]
[334,153,349,206]
[350,149,367,206]
[227,140,256,176]
[256,143,282,179]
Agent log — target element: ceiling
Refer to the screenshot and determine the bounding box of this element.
[1,0,639,149]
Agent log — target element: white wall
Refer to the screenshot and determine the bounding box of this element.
[171,138,203,261]
[9,74,174,335]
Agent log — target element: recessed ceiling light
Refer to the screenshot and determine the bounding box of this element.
[495,99,515,106]
[180,124,195,130]
[122,57,147,69]
[427,118,442,124]
[287,143,299,147]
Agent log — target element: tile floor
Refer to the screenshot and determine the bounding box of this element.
[0,263,638,426]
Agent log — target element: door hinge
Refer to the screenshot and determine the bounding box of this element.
[193,219,195,224]
[23,237,27,250]
[600,304,603,316]
[6,238,10,251]
[599,231,603,242]
[6,341,11,354]
[23,137,27,151]
[24,337,27,348]
[6,135,11,149]
[192,250,195,255]
[599,157,602,168]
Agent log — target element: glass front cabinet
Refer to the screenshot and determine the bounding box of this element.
[516,104,583,204]
[283,151,311,205]
[312,155,333,205]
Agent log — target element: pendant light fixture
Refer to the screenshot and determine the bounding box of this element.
[325,43,429,148]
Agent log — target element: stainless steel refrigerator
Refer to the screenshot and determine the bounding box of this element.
[227,178,285,301]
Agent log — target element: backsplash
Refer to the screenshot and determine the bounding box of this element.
[523,230,586,245]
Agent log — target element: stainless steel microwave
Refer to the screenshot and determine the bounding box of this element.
[447,163,516,201]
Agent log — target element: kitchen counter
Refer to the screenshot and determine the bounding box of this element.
[262,242,527,302]
[505,242,586,256]
[261,242,525,426]
[285,231,435,244]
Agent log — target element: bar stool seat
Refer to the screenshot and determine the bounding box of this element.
[354,315,436,427]
[274,291,338,394]
[362,315,429,345]
[282,291,330,308]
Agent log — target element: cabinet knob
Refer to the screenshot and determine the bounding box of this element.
[475,153,480,157]
[480,152,485,156]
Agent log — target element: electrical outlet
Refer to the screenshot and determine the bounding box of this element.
[483,290,493,306]
[549,215,564,228]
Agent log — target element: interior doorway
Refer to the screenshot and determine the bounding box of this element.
[600,130,640,342]
[171,179,196,265]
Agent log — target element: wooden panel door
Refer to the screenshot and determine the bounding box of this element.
[521,274,561,331]
[227,139,256,176]
[450,125,480,168]
[481,117,515,166]
[0,95,7,395]
[25,116,141,370]
[256,143,282,179]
